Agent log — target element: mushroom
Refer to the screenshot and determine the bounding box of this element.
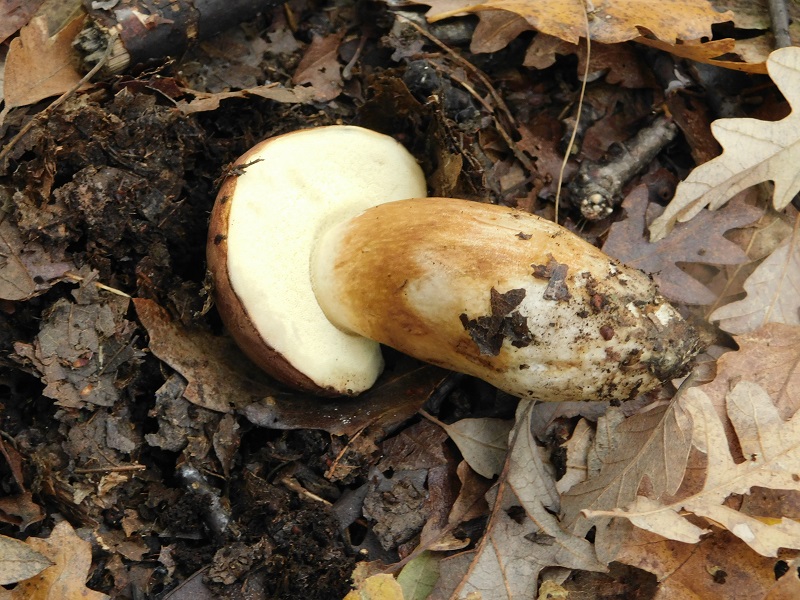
[208,126,699,401]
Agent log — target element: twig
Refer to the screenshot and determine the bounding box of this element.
[63,271,131,298]
[554,5,592,224]
[0,34,117,163]
[768,0,792,49]
[74,464,146,474]
[567,115,678,220]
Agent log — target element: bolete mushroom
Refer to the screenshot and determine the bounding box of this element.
[208,126,699,401]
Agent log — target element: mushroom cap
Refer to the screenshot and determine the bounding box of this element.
[207,126,427,395]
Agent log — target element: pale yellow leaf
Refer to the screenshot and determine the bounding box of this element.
[344,574,405,600]
[710,216,800,334]
[651,46,800,241]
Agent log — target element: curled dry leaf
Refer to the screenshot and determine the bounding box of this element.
[650,47,800,241]
[710,215,800,334]
[437,400,604,600]
[584,382,800,557]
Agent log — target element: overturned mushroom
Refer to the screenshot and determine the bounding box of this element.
[208,126,699,401]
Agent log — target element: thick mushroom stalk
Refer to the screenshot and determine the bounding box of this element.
[208,125,699,401]
[312,198,699,402]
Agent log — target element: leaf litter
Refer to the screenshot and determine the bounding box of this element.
[2,2,800,598]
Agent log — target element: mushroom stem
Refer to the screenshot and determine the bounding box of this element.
[312,197,698,402]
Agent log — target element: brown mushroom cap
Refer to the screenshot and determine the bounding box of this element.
[207,126,427,395]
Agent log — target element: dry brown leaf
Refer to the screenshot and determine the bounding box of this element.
[635,36,768,74]
[442,399,605,599]
[585,382,800,556]
[0,216,73,301]
[470,10,532,54]
[704,324,800,419]
[614,527,794,599]
[292,32,344,102]
[602,186,760,305]
[2,14,85,111]
[10,521,109,599]
[242,366,447,436]
[134,298,279,413]
[555,418,594,494]
[426,414,512,479]
[420,0,731,45]
[650,47,800,241]
[175,84,316,114]
[560,400,693,563]
[710,215,800,334]
[0,535,51,585]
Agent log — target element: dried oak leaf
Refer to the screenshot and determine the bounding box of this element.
[584,381,800,557]
[433,400,605,600]
[650,47,800,241]
[2,14,86,113]
[709,217,800,334]
[10,521,108,599]
[603,185,760,305]
[559,400,693,564]
[418,0,731,45]
[0,534,51,585]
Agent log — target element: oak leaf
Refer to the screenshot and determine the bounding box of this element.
[602,185,760,305]
[559,400,693,563]
[650,47,800,241]
[584,382,800,557]
[417,0,730,45]
[434,400,604,599]
[710,215,800,334]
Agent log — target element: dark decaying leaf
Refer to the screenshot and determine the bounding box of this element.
[134,298,279,413]
[603,185,761,305]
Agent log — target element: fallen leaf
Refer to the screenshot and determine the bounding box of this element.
[603,186,760,305]
[445,399,605,599]
[0,535,52,585]
[292,32,344,102]
[703,323,800,419]
[585,382,800,556]
[614,527,791,599]
[555,418,594,494]
[710,214,800,334]
[418,0,731,45]
[13,294,138,408]
[344,573,405,600]
[650,47,800,241]
[134,298,279,413]
[175,84,316,114]
[241,366,447,436]
[560,400,693,563]
[2,14,85,111]
[423,412,512,479]
[397,551,440,600]
[10,521,109,599]
[0,216,73,301]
